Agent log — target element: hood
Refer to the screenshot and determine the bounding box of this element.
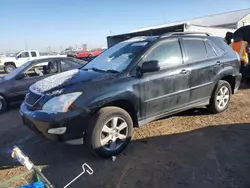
[30,69,113,94]
[0,57,16,64]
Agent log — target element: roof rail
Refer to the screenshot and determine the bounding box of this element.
[161,32,211,38]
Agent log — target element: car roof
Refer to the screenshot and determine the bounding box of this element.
[128,32,223,42]
[31,56,80,63]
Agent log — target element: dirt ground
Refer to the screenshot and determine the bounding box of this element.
[1,79,250,187]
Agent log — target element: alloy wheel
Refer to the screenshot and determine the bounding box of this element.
[100,117,128,151]
[6,66,14,73]
[216,86,229,109]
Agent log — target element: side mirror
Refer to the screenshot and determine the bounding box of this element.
[140,60,160,73]
[15,73,25,80]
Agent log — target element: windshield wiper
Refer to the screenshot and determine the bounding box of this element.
[82,68,104,72]
[82,68,119,73]
[105,69,119,73]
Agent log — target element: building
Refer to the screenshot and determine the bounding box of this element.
[107,9,250,47]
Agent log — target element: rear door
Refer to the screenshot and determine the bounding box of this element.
[139,38,191,120]
[180,37,220,104]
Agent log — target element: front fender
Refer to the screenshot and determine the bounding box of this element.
[86,89,139,114]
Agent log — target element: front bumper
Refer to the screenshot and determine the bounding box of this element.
[0,65,4,70]
[234,73,242,93]
[20,103,88,144]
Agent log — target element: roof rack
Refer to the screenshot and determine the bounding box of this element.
[161,32,211,37]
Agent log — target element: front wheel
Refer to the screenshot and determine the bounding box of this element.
[4,64,15,73]
[85,107,133,158]
[207,80,232,113]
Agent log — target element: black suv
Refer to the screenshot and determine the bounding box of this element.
[20,32,241,158]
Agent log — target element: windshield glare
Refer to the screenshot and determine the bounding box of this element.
[4,61,32,80]
[82,41,149,72]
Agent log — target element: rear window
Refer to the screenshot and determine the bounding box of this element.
[31,51,37,57]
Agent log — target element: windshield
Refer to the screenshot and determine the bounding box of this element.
[4,61,32,80]
[82,40,149,72]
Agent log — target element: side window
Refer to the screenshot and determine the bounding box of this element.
[144,39,182,68]
[207,39,225,56]
[204,41,217,58]
[61,60,82,71]
[19,52,29,58]
[24,60,58,77]
[182,39,207,63]
[31,51,37,57]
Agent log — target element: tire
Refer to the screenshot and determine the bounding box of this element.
[0,96,7,114]
[4,64,16,73]
[207,80,232,113]
[85,107,133,158]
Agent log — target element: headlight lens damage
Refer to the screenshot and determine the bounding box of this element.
[42,92,82,113]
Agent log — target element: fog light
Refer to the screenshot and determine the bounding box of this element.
[48,127,67,134]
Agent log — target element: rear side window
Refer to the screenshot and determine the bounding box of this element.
[204,41,217,58]
[182,39,207,63]
[208,38,226,56]
[61,60,82,71]
[144,39,182,68]
[31,51,37,57]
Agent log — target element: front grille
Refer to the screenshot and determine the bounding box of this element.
[25,91,42,106]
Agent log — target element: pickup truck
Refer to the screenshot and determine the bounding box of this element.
[0,50,66,73]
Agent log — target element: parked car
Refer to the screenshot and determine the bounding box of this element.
[20,32,241,158]
[0,57,86,113]
[0,50,66,73]
[75,49,103,59]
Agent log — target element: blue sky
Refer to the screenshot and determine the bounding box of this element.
[0,0,249,52]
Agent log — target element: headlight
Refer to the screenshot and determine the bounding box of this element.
[42,92,82,113]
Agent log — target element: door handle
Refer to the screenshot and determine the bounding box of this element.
[180,69,190,74]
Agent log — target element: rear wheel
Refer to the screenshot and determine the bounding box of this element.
[0,96,7,114]
[207,80,232,113]
[4,64,16,73]
[85,107,133,158]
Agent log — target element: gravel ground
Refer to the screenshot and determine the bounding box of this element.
[0,83,250,187]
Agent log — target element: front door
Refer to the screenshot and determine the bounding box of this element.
[8,59,60,102]
[139,39,191,120]
[16,51,31,67]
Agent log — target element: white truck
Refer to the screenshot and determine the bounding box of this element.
[0,50,66,73]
